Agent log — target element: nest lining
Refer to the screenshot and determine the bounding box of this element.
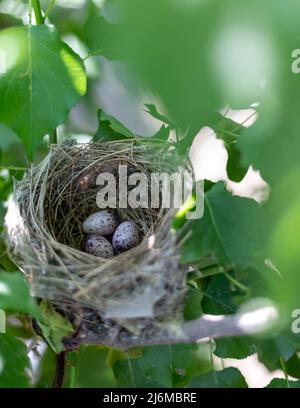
[5,139,193,345]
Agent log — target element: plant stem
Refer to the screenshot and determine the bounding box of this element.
[52,351,66,388]
[50,129,58,145]
[69,366,77,388]
[32,0,44,25]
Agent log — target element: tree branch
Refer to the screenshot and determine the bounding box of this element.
[63,305,278,351]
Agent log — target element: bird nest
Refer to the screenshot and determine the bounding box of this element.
[5,139,193,349]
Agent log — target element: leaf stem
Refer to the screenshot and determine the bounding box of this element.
[280,357,290,388]
[32,0,45,25]
[224,271,249,295]
[44,0,56,19]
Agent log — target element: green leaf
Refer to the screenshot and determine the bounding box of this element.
[37,301,74,353]
[285,354,300,380]
[0,333,30,387]
[256,335,297,371]
[0,12,23,29]
[235,267,269,298]
[171,343,212,386]
[0,124,27,169]
[94,1,223,132]
[266,378,300,388]
[211,113,248,182]
[0,25,86,158]
[153,125,171,141]
[113,345,173,387]
[94,110,134,141]
[226,143,247,183]
[202,274,237,315]
[0,271,39,317]
[113,344,210,388]
[36,347,56,388]
[0,240,17,272]
[183,285,203,320]
[214,337,256,360]
[145,104,174,127]
[0,173,12,234]
[74,346,116,388]
[182,183,262,270]
[188,367,248,388]
[84,15,122,60]
[101,111,134,137]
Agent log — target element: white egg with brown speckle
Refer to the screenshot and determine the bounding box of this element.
[83,235,114,258]
[112,220,140,254]
[82,210,119,236]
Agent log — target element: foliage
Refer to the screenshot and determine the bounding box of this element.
[37,301,74,354]
[0,25,86,158]
[187,367,248,388]
[0,334,30,388]
[0,0,298,389]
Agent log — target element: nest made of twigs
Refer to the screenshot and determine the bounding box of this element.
[5,138,193,346]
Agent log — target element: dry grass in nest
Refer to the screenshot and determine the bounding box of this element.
[5,138,193,346]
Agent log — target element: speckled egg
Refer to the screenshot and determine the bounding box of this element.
[82,210,119,236]
[112,220,140,254]
[83,234,114,258]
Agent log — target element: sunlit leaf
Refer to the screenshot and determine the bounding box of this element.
[0,25,86,158]
[0,334,30,388]
[0,271,39,317]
